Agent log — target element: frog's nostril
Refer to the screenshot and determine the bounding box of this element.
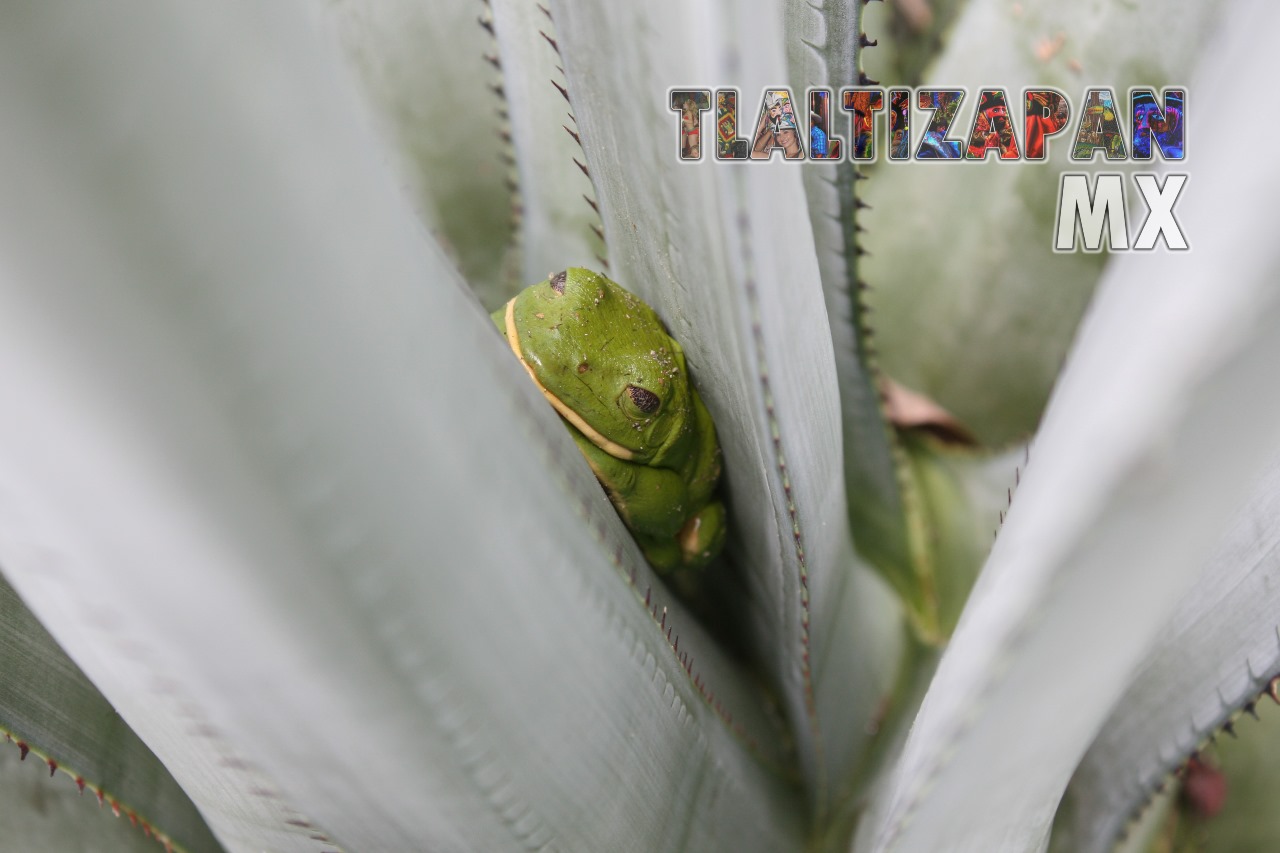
[550,271,567,294]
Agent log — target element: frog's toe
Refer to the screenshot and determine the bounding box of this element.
[677,501,727,569]
[637,535,682,575]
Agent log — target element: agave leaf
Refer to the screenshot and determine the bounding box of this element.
[782,0,928,637]
[314,0,519,303]
[0,746,188,853]
[862,5,1280,847]
[1170,700,1280,850]
[1111,787,1178,853]
[0,2,803,850]
[552,0,905,811]
[861,0,1231,445]
[898,436,1024,636]
[488,0,606,290]
[0,574,223,853]
[1059,454,1280,852]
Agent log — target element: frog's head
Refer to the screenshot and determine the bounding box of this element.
[502,268,695,466]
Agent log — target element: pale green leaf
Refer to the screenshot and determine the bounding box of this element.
[489,0,606,289]
[0,2,802,850]
[782,0,925,634]
[0,574,223,853]
[1174,700,1280,850]
[553,0,905,811]
[862,5,1280,847]
[1059,454,1280,851]
[315,0,519,302]
[898,437,1024,636]
[861,0,1230,445]
[0,746,182,853]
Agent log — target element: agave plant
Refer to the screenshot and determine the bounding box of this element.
[0,0,1278,851]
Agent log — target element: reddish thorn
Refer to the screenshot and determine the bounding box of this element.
[645,587,651,607]
[75,776,85,794]
[127,810,137,827]
[572,157,590,177]
[584,195,599,213]
[551,79,571,103]
[46,758,57,777]
[110,798,120,817]
[661,606,667,630]
[537,2,551,18]
[17,742,28,761]
[96,790,105,807]
[539,30,560,53]
[666,627,672,642]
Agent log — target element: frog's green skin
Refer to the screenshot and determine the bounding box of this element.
[493,268,726,574]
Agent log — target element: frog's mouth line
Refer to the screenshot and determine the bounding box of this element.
[504,298,636,462]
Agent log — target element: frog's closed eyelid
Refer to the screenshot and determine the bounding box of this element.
[625,384,662,415]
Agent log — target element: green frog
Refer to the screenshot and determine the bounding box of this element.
[494,268,726,574]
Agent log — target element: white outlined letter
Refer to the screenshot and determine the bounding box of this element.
[1133,174,1189,250]
[1055,174,1128,251]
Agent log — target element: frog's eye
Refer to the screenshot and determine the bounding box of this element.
[621,384,662,419]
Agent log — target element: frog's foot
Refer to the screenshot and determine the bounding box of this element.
[676,500,726,569]
[635,502,727,576]
[635,534,681,575]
